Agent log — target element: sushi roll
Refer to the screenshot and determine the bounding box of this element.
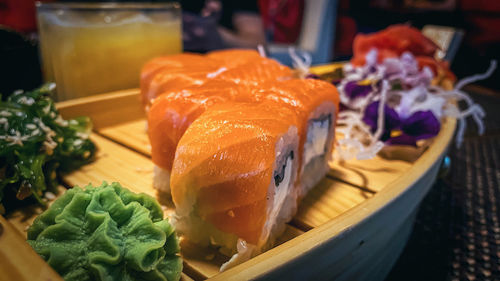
[148,81,254,194]
[148,79,339,197]
[170,103,300,270]
[259,79,340,196]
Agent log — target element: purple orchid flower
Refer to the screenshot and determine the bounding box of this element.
[363,101,440,146]
[344,81,372,100]
[362,101,401,141]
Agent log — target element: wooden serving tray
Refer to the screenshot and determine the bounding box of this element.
[0,65,456,280]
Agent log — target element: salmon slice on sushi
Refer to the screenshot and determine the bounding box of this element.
[140,53,219,108]
[148,81,256,194]
[213,59,294,85]
[144,57,292,107]
[206,47,294,84]
[143,66,221,109]
[140,49,294,109]
[170,103,300,270]
[205,49,268,68]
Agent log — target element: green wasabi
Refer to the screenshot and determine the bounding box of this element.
[27,182,182,281]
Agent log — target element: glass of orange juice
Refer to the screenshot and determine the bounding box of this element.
[36,2,182,101]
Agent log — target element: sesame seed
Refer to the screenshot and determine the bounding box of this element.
[5,131,29,146]
[43,105,51,114]
[54,115,68,127]
[18,96,35,106]
[45,192,56,200]
[76,132,89,139]
[26,124,37,130]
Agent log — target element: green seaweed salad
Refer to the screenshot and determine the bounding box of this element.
[0,84,96,212]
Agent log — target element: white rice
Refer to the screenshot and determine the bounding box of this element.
[300,101,337,196]
[153,165,171,194]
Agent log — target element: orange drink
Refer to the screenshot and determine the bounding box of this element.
[36,2,182,100]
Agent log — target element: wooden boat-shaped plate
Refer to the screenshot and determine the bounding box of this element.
[0,64,456,280]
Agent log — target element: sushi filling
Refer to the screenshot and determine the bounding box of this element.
[266,151,295,240]
[304,114,331,165]
[274,151,294,187]
[153,165,171,193]
[273,153,294,212]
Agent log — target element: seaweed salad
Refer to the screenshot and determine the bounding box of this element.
[0,83,96,212]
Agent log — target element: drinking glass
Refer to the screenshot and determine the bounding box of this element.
[36,2,182,100]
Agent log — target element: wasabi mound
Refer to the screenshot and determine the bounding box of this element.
[27,182,182,281]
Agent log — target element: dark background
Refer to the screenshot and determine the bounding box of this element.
[1,0,499,95]
[386,87,500,281]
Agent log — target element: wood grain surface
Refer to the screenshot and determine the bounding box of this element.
[0,216,63,281]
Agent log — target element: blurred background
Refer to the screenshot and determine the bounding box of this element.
[1,0,499,96]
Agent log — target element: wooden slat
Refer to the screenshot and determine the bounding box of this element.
[99,119,151,156]
[294,178,373,229]
[309,62,344,75]
[63,134,156,197]
[327,118,453,192]
[0,216,63,281]
[6,205,44,238]
[56,89,143,130]
[5,186,66,238]
[328,157,412,192]
[180,273,194,281]
[181,224,303,280]
[181,239,227,280]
